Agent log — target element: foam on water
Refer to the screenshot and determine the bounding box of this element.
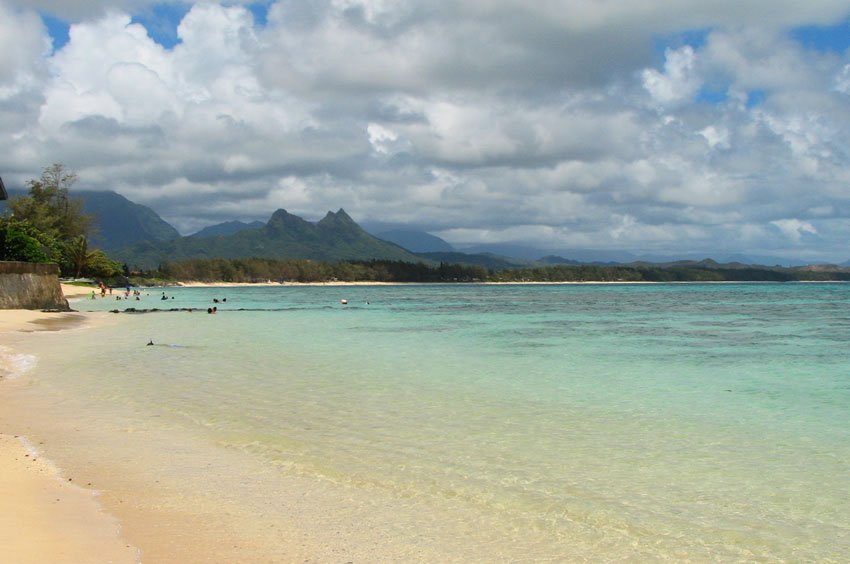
[12,283,850,560]
[0,345,38,380]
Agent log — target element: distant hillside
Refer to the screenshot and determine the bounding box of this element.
[190,220,264,238]
[1,188,180,251]
[78,190,181,251]
[416,251,531,270]
[114,208,423,269]
[376,230,454,253]
[538,255,581,265]
[459,243,639,263]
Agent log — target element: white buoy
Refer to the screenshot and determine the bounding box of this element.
[340,299,348,304]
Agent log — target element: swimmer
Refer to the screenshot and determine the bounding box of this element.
[147,339,154,346]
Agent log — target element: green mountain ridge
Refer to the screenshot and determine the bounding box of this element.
[2,188,181,251]
[376,229,454,253]
[113,208,422,268]
[189,220,265,238]
[78,190,181,250]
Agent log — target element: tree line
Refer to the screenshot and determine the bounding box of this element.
[136,257,850,284]
[151,258,489,283]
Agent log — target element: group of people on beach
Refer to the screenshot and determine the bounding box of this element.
[90,286,229,332]
[90,285,146,301]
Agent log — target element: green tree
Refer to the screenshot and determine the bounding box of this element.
[0,219,50,262]
[2,164,107,271]
[84,249,122,279]
[8,163,92,242]
[63,235,91,278]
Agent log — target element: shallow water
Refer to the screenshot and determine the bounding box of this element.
[6,283,850,560]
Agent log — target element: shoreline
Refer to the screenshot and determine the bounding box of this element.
[174,280,800,288]
[0,433,139,563]
[0,301,440,562]
[0,305,138,563]
[0,287,329,562]
[173,279,842,288]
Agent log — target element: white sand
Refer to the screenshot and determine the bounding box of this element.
[0,296,138,563]
[0,433,138,564]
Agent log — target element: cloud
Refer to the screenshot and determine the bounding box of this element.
[0,2,49,91]
[643,46,701,107]
[2,0,850,262]
[771,218,819,242]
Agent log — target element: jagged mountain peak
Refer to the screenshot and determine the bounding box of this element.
[104,203,423,268]
[266,208,312,226]
[319,208,354,223]
[268,208,295,221]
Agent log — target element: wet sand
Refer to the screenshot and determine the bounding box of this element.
[0,433,138,564]
[0,281,550,562]
[0,284,369,563]
[0,301,138,563]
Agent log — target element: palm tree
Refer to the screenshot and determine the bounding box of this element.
[64,234,92,279]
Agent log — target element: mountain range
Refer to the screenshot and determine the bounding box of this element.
[3,188,847,268]
[110,208,421,268]
[375,229,455,253]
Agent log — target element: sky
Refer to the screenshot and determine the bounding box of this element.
[2,1,850,262]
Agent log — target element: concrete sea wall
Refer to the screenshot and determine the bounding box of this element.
[0,262,69,311]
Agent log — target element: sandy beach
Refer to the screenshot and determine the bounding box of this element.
[0,282,138,563]
[0,283,318,563]
[0,282,490,562]
[0,433,137,563]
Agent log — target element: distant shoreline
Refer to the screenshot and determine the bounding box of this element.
[172,279,850,287]
[62,279,850,295]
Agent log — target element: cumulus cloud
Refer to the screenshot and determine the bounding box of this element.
[0,2,49,92]
[643,46,701,107]
[2,0,850,262]
[771,218,819,242]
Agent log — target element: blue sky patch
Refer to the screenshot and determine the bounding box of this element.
[652,28,711,65]
[41,12,70,52]
[248,2,271,27]
[38,3,271,51]
[791,18,850,54]
[130,3,193,49]
[746,90,767,109]
[696,87,728,105]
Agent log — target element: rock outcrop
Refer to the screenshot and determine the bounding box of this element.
[0,262,70,311]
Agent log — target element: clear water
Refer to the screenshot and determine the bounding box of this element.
[9,283,850,560]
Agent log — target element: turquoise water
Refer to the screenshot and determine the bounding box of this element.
[13,283,850,559]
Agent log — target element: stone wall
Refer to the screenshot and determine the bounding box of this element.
[0,261,70,311]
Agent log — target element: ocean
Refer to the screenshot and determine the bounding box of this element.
[4,283,850,561]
